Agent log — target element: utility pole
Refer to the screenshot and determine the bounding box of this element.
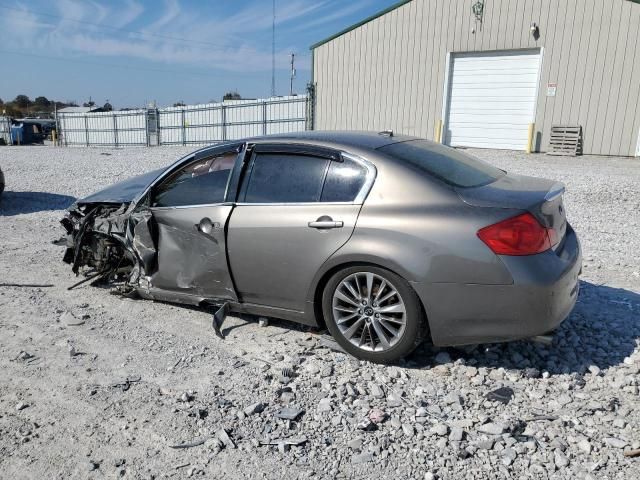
[271,0,276,97]
[289,53,296,96]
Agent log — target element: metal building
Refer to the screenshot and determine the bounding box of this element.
[310,0,640,156]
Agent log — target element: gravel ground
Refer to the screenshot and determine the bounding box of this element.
[0,145,639,480]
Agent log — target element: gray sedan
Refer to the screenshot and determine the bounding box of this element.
[61,131,581,363]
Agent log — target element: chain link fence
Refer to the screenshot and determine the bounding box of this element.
[56,95,309,147]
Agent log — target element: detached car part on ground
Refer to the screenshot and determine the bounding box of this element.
[60,132,581,363]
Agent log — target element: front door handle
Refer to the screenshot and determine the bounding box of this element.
[195,218,221,240]
[308,215,343,229]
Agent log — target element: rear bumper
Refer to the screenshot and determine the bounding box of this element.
[412,225,581,346]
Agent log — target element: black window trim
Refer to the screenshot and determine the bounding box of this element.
[149,143,245,210]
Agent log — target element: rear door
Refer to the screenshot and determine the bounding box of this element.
[227,144,374,312]
[148,144,245,301]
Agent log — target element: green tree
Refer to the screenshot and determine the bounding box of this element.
[14,95,32,109]
[34,96,51,109]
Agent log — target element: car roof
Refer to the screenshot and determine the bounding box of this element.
[245,130,419,151]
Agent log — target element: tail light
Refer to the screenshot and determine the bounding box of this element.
[477,213,556,256]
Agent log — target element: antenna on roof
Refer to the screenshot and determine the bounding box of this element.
[379,130,394,137]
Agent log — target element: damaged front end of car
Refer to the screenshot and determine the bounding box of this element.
[59,167,166,292]
[60,198,232,338]
[61,201,156,293]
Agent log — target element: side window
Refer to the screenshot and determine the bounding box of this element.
[242,153,328,203]
[321,158,368,202]
[153,151,236,207]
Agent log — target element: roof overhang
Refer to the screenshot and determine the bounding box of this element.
[310,0,412,50]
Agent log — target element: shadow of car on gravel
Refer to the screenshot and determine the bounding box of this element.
[0,191,76,216]
[408,281,640,375]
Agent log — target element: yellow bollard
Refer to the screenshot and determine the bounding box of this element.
[435,120,443,144]
[526,123,535,153]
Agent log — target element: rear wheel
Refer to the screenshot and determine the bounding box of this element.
[322,266,425,363]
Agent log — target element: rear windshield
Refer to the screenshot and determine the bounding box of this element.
[378,140,504,188]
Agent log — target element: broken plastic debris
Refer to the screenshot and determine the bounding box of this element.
[168,438,207,449]
[259,436,307,446]
[211,303,229,339]
[485,387,515,405]
[216,428,236,449]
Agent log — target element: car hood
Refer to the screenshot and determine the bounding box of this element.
[78,168,164,204]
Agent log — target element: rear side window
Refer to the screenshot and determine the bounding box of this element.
[378,140,504,188]
[321,158,368,202]
[242,153,328,203]
[153,152,236,207]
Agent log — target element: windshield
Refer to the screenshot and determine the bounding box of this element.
[378,140,505,188]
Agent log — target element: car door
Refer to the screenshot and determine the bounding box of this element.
[147,144,245,302]
[227,144,375,312]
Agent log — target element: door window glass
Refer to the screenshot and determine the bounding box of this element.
[243,153,328,203]
[320,158,368,202]
[153,152,236,207]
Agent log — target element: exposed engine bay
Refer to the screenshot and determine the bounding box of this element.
[61,202,155,294]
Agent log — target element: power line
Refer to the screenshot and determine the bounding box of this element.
[0,3,233,50]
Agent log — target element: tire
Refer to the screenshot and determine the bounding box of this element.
[322,265,426,364]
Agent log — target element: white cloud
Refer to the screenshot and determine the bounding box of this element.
[293,0,372,30]
[144,0,181,31]
[113,0,145,28]
[0,0,318,72]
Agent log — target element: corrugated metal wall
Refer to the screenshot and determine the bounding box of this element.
[57,96,308,147]
[158,97,307,145]
[313,0,640,156]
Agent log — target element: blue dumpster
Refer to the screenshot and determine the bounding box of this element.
[10,122,45,145]
[10,125,23,145]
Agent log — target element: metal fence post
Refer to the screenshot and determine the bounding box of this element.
[262,101,268,136]
[84,115,90,146]
[305,83,315,131]
[61,115,67,146]
[221,105,227,141]
[181,109,186,146]
[113,114,119,147]
[157,109,162,146]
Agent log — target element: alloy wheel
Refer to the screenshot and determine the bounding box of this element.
[331,272,407,352]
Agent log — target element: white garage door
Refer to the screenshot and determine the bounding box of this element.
[444,50,541,150]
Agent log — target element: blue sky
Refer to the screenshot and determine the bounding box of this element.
[0,0,396,108]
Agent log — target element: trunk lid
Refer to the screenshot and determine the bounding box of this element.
[456,173,567,250]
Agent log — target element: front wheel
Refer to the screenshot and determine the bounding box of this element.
[322,266,426,363]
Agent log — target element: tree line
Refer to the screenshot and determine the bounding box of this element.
[2,92,244,117]
[0,95,112,118]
